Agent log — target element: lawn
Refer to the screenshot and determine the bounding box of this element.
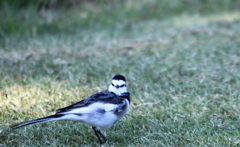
[0,0,240,146]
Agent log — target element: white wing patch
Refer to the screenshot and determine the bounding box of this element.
[103,103,119,111]
[60,102,119,114]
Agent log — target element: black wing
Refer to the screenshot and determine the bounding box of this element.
[120,92,130,104]
[56,90,125,113]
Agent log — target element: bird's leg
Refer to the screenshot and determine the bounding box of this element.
[97,129,108,143]
[92,127,103,144]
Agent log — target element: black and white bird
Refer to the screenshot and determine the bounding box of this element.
[12,75,130,144]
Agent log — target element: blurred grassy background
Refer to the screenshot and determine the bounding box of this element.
[0,0,240,146]
[1,0,240,37]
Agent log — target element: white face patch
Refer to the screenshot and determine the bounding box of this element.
[108,80,128,96]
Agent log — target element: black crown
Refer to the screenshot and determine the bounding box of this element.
[112,75,126,81]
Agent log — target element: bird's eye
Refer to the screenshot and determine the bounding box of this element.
[112,83,120,88]
[120,84,126,87]
[112,83,125,88]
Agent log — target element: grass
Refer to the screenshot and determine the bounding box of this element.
[0,0,240,146]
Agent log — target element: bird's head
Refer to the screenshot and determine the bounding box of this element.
[108,75,128,96]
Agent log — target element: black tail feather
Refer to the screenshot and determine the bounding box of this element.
[11,114,64,129]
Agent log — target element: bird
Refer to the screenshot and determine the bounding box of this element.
[11,75,130,145]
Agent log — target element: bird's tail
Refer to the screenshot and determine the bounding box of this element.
[11,114,64,129]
